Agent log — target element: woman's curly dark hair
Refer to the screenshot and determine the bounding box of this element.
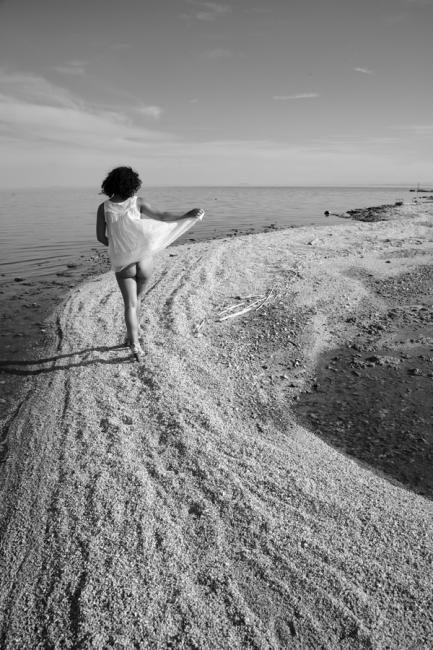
[100,166,142,200]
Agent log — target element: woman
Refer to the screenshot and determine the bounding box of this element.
[96,166,204,360]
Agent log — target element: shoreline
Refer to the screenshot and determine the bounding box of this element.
[0,214,345,419]
[1,201,433,647]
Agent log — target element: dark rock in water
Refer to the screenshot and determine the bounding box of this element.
[342,203,396,222]
[325,210,349,218]
[66,263,79,268]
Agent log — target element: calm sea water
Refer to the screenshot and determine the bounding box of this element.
[0,186,409,280]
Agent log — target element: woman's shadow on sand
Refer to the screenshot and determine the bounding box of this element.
[0,344,134,375]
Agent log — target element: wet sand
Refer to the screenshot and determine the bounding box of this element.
[294,262,433,500]
[1,202,433,648]
[0,247,111,418]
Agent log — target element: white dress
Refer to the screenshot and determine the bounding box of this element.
[104,196,203,272]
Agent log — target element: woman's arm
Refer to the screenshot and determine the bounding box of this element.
[137,197,204,222]
[96,204,109,245]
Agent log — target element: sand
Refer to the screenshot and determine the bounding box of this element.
[0,204,432,649]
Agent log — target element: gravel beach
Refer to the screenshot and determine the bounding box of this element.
[1,202,432,649]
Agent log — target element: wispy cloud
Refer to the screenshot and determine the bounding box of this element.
[204,48,232,58]
[53,60,87,75]
[135,105,163,119]
[186,1,231,21]
[273,93,319,100]
[392,124,433,135]
[0,69,80,108]
[354,67,374,75]
[0,68,172,152]
[311,134,399,150]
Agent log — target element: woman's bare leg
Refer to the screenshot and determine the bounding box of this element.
[115,265,139,345]
[136,257,153,301]
[136,257,154,324]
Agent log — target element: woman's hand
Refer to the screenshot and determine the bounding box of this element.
[184,208,205,220]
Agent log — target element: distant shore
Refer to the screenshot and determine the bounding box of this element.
[1,200,432,648]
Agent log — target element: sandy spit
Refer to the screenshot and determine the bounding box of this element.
[1,205,433,649]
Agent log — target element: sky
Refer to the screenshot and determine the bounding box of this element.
[0,0,432,188]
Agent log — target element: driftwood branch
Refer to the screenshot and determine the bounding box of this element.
[217,292,274,322]
[255,290,275,311]
[218,302,246,315]
[195,288,286,331]
[192,319,205,335]
[218,304,259,321]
